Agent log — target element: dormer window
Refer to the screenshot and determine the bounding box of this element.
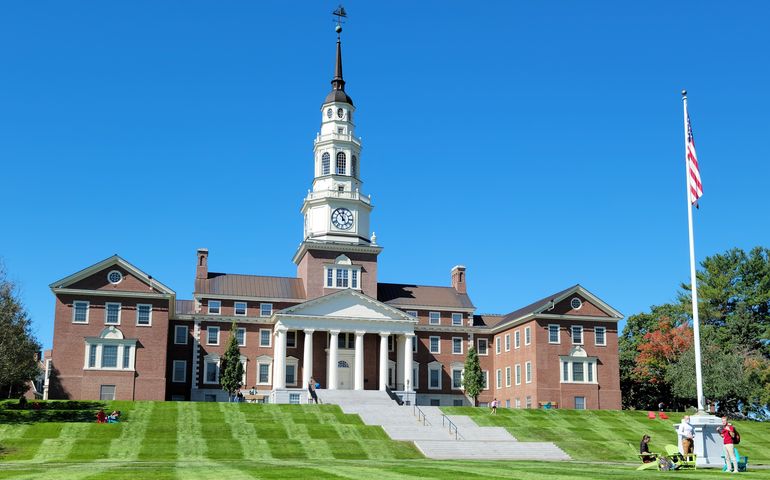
[336,152,346,175]
[324,254,361,289]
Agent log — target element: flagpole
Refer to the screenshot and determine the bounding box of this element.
[682,90,706,414]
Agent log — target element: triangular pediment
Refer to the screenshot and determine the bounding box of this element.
[279,289,416,323]
[533,285,622,319]
[49,255,174,296]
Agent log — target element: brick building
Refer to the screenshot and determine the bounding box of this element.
[47,26,623,409]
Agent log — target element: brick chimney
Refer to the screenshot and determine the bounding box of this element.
[451,265,467,294]
[196,248,209,280]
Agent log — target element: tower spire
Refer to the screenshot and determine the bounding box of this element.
[325,6,353,106]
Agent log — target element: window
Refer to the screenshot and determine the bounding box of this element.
[515,364,522,385]
[260,329,272,347]
[505,399,511,408]
[136,304,152,326]
[406,310,417,318]
[505,367,511,387]
[412,336,418,353]
[172,360,186,383]
[122,346,131,369]
[260,303,273,317]
[105,303,121,325]
[336,333,355,349]
[428,364,442,389]
[452,313,463,326]
[526,396,532,409]
[286,331,297,348]
[88,344,97,368]
[515,398,521,409]
[286,364,297,386]
[208,300,221,315]
[453,399,464,407]
[321,152,330,175]
[452,337,463,355]
[107,270,123,284]
[326,269,333,287]
[351,155,357,178]
[571,297,583,310]
[429,312,440,325]
[575,396,586,410]
[351,270,358,289]
[235,302,247,316]
[560,358,597,384]
[99,385,116,401]
[102,345,118,368]
[258,363,270,384]
[572,325,584,345]
[430,399,440,406]
[505,334,511,351]
[336,268,348,287]
[548,325,560,344]
[524,327,531,345]
[289,393,301,404]
[204,358,219,384]
[73,301,89,323]
[236,328,246,347]
[572,362,584,382]
[595,326,606,346]
[495,338,501,354]
[562,362,569,382]
[482,371,489,390]
[174,325,188,345]
[336,152,346,175]
[207,326,220,345]
[451,368,463,389]
[477,338,488,356]
[429,336,440,354]
[514,331,520,349]
[587,361,594,382]
[525,362,532,383]
[412,363,420,388]
[496,369,502,389]
[388,335,394,352]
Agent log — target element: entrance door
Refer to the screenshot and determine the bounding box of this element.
[337,359,353,389]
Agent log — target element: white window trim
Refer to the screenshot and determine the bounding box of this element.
[107,269,123,285]
[504,334,511,352]
[322,265,362,290]
[285,356,299,387]
[514,330,520,349]
[572,325,584,345]
[595,326,607,346]
[208,300,221,315]
[451,313,463,326]
[524,326,531,346]
[477,338,488,356]
[286,330,297,349]
[172,360,187,383]
[428,361,442,390]
[73,301,90,324]
[495,368,502,389]
[412,361,420,389]
[260,303,273,317]
[429,336,441,354]
[451,337,463,355]
[207,326,220,346]
[174,325,188,345]
[203,355,220,385]
[495,337,501,355]
[256,355,273,385]
[450,364,464,391]
[83,341,136,372]
[136,304,153,327]
[559,356,598,384]
[429,312,441,325]
[515,364,522,386]
[505,366,511,387]
[482,370,489,390]
[525,361,532,384]
[104,302,121,325]
[234,302,248,316]
[548,324,561,344]
[237,327,247,347]
[259,328,272,347]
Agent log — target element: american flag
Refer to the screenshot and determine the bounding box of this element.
[685,109,703,205]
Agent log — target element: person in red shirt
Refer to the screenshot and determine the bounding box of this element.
[720,416,739,473]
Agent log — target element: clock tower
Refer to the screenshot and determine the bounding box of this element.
[293,21,382,300]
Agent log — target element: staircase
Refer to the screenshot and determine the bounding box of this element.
[316,390,570,461]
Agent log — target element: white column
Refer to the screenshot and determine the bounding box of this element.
[404,333,414,391]
[396,335,405,389]
[354,331,365,390]
[302,329,315,389]
[273,328,287,390]
[328,330,339,390]
[379,333,390,391]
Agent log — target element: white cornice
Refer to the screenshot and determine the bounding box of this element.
[534,285,623,319]
[292,240,382,265]
[49,255,175,295]
[52,288,172,300]
[279,288,417,323]
[413,325,478,334]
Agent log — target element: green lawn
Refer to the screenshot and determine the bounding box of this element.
[1,401,768,479]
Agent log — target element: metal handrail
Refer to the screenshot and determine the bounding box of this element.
[413,404,431,426]
[441,413,462,440]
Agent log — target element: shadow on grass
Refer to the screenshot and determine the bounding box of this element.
[0,400,107,424]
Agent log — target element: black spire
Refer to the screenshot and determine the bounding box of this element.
[325,8,353,106]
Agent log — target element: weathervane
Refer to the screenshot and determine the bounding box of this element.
[332,5,347,37]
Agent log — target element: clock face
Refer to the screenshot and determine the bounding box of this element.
[337,108,344,119]
[331,208,354,230]
[326,108,333,119]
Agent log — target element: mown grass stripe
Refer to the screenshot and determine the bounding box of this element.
[106,401,153,461]
[177,402,207,461]
[219,403,272,460]
[31,423,91,463]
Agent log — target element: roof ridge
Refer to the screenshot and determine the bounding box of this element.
[208,272,300,281]
[377,282,458,290]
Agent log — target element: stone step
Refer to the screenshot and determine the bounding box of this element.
[414,441,571,461]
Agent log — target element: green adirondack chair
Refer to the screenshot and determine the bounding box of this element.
[665,444,696,469]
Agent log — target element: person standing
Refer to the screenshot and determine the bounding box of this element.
[490,398,498,415]
[678,415,694,455]
[720,416,739,473]
[308,377,319,404]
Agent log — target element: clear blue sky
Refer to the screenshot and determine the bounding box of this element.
[1,1,768,349]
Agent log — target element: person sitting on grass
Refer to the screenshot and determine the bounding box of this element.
[96,408,106,424]
[107,410,121,423]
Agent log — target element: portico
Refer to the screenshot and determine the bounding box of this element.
[271,289,416,394]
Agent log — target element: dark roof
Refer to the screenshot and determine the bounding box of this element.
[196,273,306,299]
[176,300,195,315]
[325,89,353,105]
[493,284,579,330]
[377,283,475,309]
[472,314,505,328]
[324,38,353,106]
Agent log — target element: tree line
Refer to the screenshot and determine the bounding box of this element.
[620,246,770,415]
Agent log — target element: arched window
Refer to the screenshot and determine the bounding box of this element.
[351,155,357,178]
[321,152,330,175]
[336,152,346,175]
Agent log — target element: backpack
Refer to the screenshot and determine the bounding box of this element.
[732,426,741,445]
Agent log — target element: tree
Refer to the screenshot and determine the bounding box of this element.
[0,262,42,398]
[219,321,244,401]
[461,346,484,406]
